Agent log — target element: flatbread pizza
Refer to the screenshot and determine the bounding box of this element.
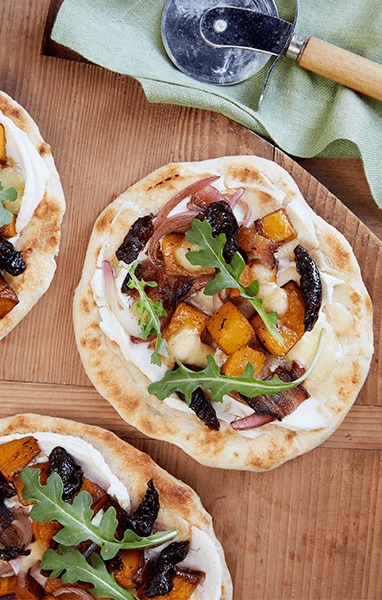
[73,156,373,471]
[0,413,231,600]
[0,92,65,339]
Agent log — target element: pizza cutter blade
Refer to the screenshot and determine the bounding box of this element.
[161,0,279,85]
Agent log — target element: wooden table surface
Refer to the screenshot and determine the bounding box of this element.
[1,2,381,599]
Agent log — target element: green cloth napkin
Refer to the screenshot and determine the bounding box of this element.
[51,0,382,208]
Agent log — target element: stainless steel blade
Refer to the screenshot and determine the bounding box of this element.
[200,7,294,55]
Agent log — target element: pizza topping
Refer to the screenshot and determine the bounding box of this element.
[140,540,190,598]
[0,180,18,230]
[122,480,159,538]
[46,447,84,502]
[176,387,220,431]
[116,215,154,265]
[294,245,322,331]
[196,200,242,264]
[0,236,26,276]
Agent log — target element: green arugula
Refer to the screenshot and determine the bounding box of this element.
[42,546,136,600]
[149,329,326,405]
[0,181,17,228]
[185,219,284,345]
[124,261,168,366]
[20,468,178,560]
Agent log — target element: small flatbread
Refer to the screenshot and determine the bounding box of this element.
[73,157,373,471]
[0,92,65,339]
[0,413,232,600]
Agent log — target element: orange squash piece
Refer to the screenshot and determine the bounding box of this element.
[251,281,305,357]
[0,436,40,481]
[32,519,62,547]
[15,573,44,600]
[221,345,265,378]
[0,575,18,596]
[138,567,204,600]
[80,477,109,513]
[44,580,91,596]
[109,549,145,589]
[206,301,254,355]
[161,233,215,277]
[255,208,297,243]
[0,273,19,318]
[0,124,6,163]
[163,302,209,341]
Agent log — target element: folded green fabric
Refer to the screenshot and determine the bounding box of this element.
[52,0,382,209]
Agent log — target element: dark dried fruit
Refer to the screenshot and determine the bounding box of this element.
[198,200,241,263]
[294,245,322,331]
[0,472,15,500]
[0,545,30,561]
[141,540,189,598]
[0,237,26,276]
[47,446,84,502]
[124,479,159,537]
[177,388,220,431]
[116,214,154,264]
[0,501,14,530]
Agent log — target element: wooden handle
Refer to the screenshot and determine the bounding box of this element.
[297,37,382,102]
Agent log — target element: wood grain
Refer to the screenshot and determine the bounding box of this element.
[0,1,381,599]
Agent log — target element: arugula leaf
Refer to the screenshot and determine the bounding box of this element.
[0,181,18,228]
[185,219,284,345]
[149,328,326,405]
[124,261,168,365]
[42,546,136,600]
[20,469,178,560]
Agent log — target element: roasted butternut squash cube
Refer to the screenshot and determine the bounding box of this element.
[0,214,16,238]
[32,519,61,547]
[251,281,305,357]
[138,567,204,600]
[109,549,145,589]
[229,261,276,299]
[0,436,40,481]
[79,477,109,513]
[221,345,265,378]
[163,302,209,341]
[161,233,215,277]
[15,573,44,600]
[255,208,296,243]
[0,273,19,318]
[0,575,18,596]
[206,301,254,355]
[0,124,6,163]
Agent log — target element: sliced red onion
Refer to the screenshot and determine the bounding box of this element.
[188,183,226,209]
[52,587,95,600]
[0,514,33,550]
[228,188,244,209]
[102,261,141,337]
[147,213,196,267]
[231,413,275,430]
[153,175,220,230]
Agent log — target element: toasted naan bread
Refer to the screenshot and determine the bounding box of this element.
[73,157,373,471]
[0,92,65,339]
[0,413,232,600]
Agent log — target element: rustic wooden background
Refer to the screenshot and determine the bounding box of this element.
[0,1,381,599]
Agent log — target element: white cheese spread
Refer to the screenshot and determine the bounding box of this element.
[0,111,50,235]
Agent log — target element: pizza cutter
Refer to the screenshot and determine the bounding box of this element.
[161,0,382,102]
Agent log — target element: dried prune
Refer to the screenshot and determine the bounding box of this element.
[47,446,83,501]
[177,388,220,431]
[0,546,30,561]
[0,237,26,276]
[198,200,241,263]
[294,245,322,331]
[0,501,14,530]
[116,214,154,264]
[124,479,159,537]
[0,472,15,500]
[141,541,189,598]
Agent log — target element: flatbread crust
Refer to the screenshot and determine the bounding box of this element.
[0,92,65,339]
[0,413,232,600]
[73,156,373,471]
